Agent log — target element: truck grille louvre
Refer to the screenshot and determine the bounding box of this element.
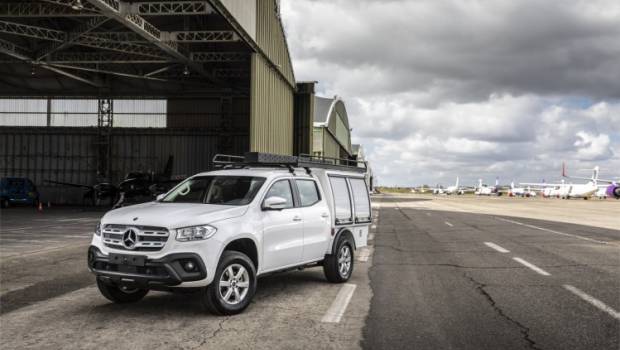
[102,224,170,251]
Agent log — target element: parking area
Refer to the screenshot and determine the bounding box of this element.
[1,196,619,349]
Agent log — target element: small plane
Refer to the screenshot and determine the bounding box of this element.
[522,163,618,200]
[46,155,183,207]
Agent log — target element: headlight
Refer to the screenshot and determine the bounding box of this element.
[176,225,217,242]
[95,222,101,236]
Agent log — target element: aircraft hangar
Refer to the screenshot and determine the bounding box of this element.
[0,0,316,204]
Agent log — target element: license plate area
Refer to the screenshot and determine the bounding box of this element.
[109,253,147,267]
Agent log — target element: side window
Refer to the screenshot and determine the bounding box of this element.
[350,178,371,223]
[264,180,294,209]
[329,176,353,224]
[296,180,320,207]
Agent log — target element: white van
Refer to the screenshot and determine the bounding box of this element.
[88,152,371,315]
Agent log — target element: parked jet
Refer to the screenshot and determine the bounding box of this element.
[509,181,536,197]
[445,177,466,195]
[475,178,501,196]
[523,163,618,200]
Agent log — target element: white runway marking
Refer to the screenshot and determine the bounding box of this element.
[444,221,453,227]
[368,233,375,241]
[371,224,377,229]
[563,285,620,320]
[321,284,357,323]
[497,218,609,245]
[513,257,551,276]
[484,242,510,253]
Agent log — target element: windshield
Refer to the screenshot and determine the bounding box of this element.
[161,176,266,205]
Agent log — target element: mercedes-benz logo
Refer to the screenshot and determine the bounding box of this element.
[122,228,137,249]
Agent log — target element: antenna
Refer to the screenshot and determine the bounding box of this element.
[562,162,567,177]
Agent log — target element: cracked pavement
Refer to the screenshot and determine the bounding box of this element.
[362,195,619,350]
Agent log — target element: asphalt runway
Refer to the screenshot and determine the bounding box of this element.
[1,197,618,349]
[363,196,619,350]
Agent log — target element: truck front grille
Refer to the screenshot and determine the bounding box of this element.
[102,224,170,251]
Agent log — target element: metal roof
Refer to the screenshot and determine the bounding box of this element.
[0,0,270,97]
[313,95,334,124]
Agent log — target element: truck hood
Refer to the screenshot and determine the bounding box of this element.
[101,202,248,229]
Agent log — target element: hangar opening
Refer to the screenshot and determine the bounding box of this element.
[0,0,300,204]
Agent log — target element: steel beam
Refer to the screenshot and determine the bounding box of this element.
[129,1,214,16]
[170,30,238,42]
[48,52,172,64]
[40,64,102,87]
[0,2,102,17]
[39,0,101,12]
[83,32,148,43]
[190,51,248,62]
[0,38,31,61]
[37,17,109,61]
[0,20,65,42]
[49,63,168,81]
[85,0,223,84]
[74,36,168,58]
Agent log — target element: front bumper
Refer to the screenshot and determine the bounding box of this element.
[88,246,207,289]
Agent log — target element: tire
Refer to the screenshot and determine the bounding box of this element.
[323,235,355,283]
[96,278,149,303]
[202,251,257,315]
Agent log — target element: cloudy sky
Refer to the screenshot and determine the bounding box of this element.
[280,0,620,187]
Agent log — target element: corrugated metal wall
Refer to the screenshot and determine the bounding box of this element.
[255,0,295,86]
[250,53,293,155]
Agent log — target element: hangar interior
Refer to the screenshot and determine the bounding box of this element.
[0,0,311,204]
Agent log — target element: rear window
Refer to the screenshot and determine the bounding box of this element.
[350,178,371,223]
[329,176,353,224]
[296,180,320,207]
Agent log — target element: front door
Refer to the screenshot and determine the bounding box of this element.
[261,179,304,271]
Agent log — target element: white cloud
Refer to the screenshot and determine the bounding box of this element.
[281,0,620,186]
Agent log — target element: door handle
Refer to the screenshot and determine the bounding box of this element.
[321,213,329,218]
[293,216,302,222]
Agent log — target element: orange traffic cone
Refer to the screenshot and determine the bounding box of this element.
[38,202,43,212]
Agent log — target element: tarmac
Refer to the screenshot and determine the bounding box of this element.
[0,195,618,349]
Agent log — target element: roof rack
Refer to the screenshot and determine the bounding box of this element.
[212,152,367,174]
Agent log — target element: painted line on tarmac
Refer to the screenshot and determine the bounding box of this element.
[357,247,373,262]
[321,283,357,323]
[371,224,377,229]
[513,257,551,276]
[368,232,375,241]
[444,221,453,227]
[484,242,510,253]
[563,284,620,320]
[497,218,610,245]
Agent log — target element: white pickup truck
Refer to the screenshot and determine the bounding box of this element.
[88,153,372,315]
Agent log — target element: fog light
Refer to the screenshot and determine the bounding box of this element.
[184,261,196,272]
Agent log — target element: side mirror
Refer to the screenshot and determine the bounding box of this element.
[263,196,287,210]
[156,193,166,201]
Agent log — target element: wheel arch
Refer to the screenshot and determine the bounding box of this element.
[222,237,259,271]
[330,228,356,255]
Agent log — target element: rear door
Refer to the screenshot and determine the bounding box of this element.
[261,179,304,271]
[295,179,331,262]
[348,177,372,248]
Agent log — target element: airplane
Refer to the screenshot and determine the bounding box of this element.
[475,177,501,196]
[46,155,183,207]
[509,181,536,197]
[522,163,618,200]
[445,177,466,195]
